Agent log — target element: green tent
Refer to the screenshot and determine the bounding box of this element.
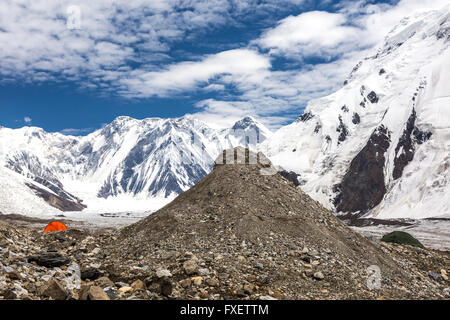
[381,231,424,248]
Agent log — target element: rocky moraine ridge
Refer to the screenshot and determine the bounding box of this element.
[0,148,449,300]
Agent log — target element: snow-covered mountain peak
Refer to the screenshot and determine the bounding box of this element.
[384,5,449,42]
[261,5,450,219]
[0,114,272,215]
[231,116,258,129]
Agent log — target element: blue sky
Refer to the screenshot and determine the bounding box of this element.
[0,0,447,134]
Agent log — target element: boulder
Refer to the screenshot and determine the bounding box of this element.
[118,286,133,294]
[156,268,172,278]
[79,285,110,300]
[191,276,203,286]
[313,272,324,280]
[183,259,198,275]
[81,268,102,281]
[41,279,68,300]
[95,276,115,288]
[28,253,70,268]
[87,286,110,300]
[131,279,146,291]
[160,280,172,296]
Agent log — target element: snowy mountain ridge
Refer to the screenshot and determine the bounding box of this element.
[260,5,450,219]
[0,116,271,215]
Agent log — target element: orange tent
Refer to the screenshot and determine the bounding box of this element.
[44,221,68,232]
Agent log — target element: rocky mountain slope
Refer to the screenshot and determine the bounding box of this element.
[260,5,450,219]
[1,148,448,300]
[0,116,271,215]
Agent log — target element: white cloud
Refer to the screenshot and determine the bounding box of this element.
[0,0,305,85]
[60,127,94,135]
[189,99,290,130]
[256,11,362,57]
[121,49,270,97]
[24,116,32,124]
[203,83,226,92]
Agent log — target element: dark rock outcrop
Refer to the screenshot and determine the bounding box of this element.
[393,110,416,180]
[25,183,86,211]
[349,61,362,78]
[367,91,379,103]
[314,123,322,133]
[278,170,301,187]
[436,26,450,40]
[352,112,360,124]
[413,127,432,144]
[393,108,432,180]
[298,111,314,122]
[334,125,391,214]
[28,252,71,268]
[6,152,85,208]
[336,116,349,143]
[81,268,103,281]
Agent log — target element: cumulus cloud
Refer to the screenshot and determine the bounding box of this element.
[121,49,270,97]
[24,116,32,124]
[256,11,362,57]
[0,0,304,84]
